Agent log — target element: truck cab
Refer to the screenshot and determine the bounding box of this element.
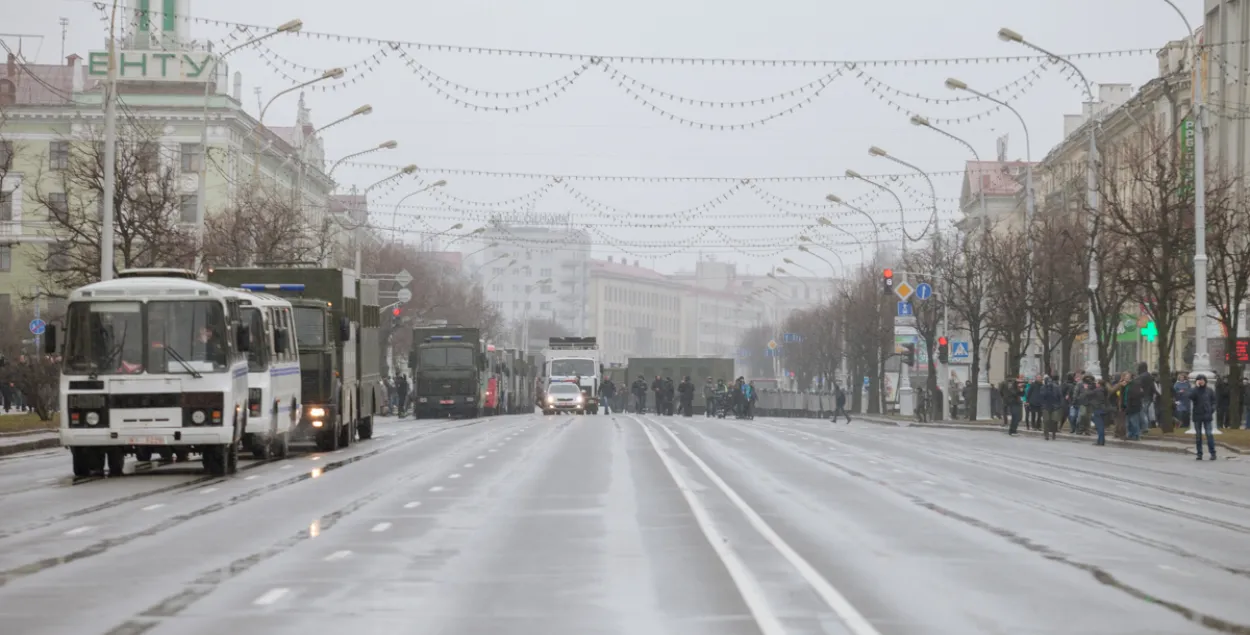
[543,337,602,414]
[410,327,484,419]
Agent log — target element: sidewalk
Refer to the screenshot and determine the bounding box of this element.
[0,431,60,457]
[849,414,1244,456]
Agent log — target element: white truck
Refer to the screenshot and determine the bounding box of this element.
[542,337,603,414]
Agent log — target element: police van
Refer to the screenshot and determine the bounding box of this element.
[47,269,251,477]
[223,287,301,459]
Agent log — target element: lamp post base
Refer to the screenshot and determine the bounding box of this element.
[898,386,914,417]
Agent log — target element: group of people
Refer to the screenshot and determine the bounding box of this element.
[996,361,1245,460]
[702,377,758,419]
[385,374,411,417]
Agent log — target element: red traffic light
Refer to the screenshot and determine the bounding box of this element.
[938,336,948,346]
[392,308,401,316]
[883,268,893,278]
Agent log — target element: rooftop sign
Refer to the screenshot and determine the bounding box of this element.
[86,50,214,83]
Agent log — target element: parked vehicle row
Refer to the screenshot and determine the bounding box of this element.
[46,266,383,477]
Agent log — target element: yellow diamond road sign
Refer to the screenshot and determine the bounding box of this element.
[767,339,778,350]
[895,281,914,300]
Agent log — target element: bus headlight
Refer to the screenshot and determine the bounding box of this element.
[308,407,326,418]
[191,410,207,425]
[85,412,101,426]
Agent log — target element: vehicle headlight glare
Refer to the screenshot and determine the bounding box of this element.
[309,407,326,418]
[86,411,101,426]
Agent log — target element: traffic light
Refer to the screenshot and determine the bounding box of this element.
[392,307,401,317]
[938,336,949,364]
[882,268,894,295]
[391,307,401,327]
[901,343,916,367]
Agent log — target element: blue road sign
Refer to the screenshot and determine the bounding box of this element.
[29,319,46,335]
[915,282,933,301]
[897,301,913,316]
[783,333,803,344]
[951,340,971,362]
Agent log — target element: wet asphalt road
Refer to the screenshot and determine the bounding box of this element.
[1,413,1249,635]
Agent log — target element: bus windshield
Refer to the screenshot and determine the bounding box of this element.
[417,346,475,368]
[63,300,228,374]
[550,358,595,377]
[293,306,325,348]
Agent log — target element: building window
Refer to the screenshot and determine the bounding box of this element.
[48,192,68,218]
[0,80,14,106]
[0,246,10,272]
[492,267,503,276]
[180,143,203,172]
[49,242,70,272]
[540,268,551,277]
[540,302,551,310]
[491,283,502,293]
[50,141,70,170]
[136,141,160,172]
[0,191,11,221]
[179,194,197,224]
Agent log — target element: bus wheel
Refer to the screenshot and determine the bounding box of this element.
[157,448,173,462]
[226,439,239,474]
[338,418,354,448]
[135,448,153,462]
[174,450,189,463]
[271,432,289,459]
[71,448,91,477]
[358,416,373,440]
[106,449,126,476]
[251,436,271,460]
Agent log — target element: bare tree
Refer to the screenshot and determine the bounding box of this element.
[840,269,889,414]
[943,228,994,416]
[0,306,59,421]
[984,227,1033,380]
[736,323,777,379]
[1085,217,1136,381]
[1205,181,1250,422]
[1098,125,1218,432]
[904,236,946,413]
[202,182,326,268]
[782,304,841,390]
[1028,211,1087,376]
[29,121,194,295]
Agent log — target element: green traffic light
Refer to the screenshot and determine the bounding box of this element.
[1141,321,1158,342]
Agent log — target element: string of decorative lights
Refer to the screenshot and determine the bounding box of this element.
[858,60,1051,106]
[603,63,842,109]
[82,1,1191,67]
[253,42,383,92]
[855,64,1046,125]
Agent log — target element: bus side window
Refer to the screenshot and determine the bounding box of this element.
[279,308,293,362]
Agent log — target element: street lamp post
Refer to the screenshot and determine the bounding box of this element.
[846,169,914,415]
[521,277,554,353]
[997,27,1102,382]
[389,180,448,242]
[910,114,993,420]
[352,164,418,272]
[251,67,345,182]
[825,194,881,252]
[947,76,1039,378]
[184,18,303,277]
[327,140,398,179]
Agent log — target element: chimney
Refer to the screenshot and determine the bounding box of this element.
[68,54,83,92]
[232,71,242,102]
[6,54,15,78]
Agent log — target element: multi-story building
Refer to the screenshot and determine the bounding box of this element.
[587,256,686,364]
[463,222,591,334]
[0,4,334,317]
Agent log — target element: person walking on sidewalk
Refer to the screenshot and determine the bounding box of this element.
[1026,375,1043,431]
[1126,362,1157,440]
[1075,374,1096,435]
[1190,374,1217,460]
[1005,377,1023,435]
[832,384,851,424]
[1040,375,1064,440]
[1087,377,1112,446]
[1173,372,1192,432]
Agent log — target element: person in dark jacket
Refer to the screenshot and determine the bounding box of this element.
[1190,374,1217,460]
[1216,375,1231,429]
[1126,362,1156,440]
[1173,372,1192,431]
[1005,378,1023,435]
[1086,377,1112,446]
[600,378,616,415]
[832,384,851,423]
[677,376,694,417]
[632,376,648,413]
[1040,375,1064,440]
[703,378,715,417]
[1026,376,1044,430]
[663,377,676,415]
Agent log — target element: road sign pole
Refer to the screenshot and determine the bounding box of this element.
[33,302,40,354]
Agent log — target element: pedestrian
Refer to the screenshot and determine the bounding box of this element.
[600,377,616,415]
[1005,378,1023,435]
[1217,375,1231,429]
[1112,371,1133,440]
[1189,374,1217,460]
[678,376,694,417]
[745,381,758,419]
[396,374,410,418]
[1026,375,1043,430]
[663,377,676,416]
[632,375,648,413]
[962,380,975,420]
[1088,377,1112,446]
[1063,373,1079,433]
[703,377,715,417]
[1040,375,1064,440]
[1126,362,1156,440]
[1075,374,1095,435]
[1173,372,1192,431]
[915,387,928,423]
[832,383,851,423]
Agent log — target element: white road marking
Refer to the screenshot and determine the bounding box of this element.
[64,526,93,536]
[868,460,879,465]
[448,473,461,479]
[959,493,975,499]
[201,487,218,494]
[253,588,290,606]
[403,501,422,509]
[463,463,474,468]
[429,486,444,492]
[476,455,485,459]
[281,464,293,469]
[649,420,882,635]
[325,550,351,561]
[922,480,936,485]
[892,469,903,473]
[488,449,497,453]
[1158,564,1195,577]
[310,456,322,461]
[371,522,392,533]
[141,504,164,511]
[636,420,786,635]
[244,475,258,480]
[38,478,56,484]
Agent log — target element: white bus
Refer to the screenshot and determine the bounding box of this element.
[46,269,252,477]
[224,288,301,460]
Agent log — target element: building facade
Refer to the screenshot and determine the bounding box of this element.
[464,223,592,334]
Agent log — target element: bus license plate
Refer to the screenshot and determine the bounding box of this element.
[439,400,454,405]
[128,436,166,445]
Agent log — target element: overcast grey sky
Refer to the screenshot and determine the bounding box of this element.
[6,0,1202,275]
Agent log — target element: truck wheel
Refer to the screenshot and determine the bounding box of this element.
[157,448,174,462]
[226,439,239,474]
[338,418,354,448]
[358,416,373,440]
[201,445,227,476]
[106,449,126,476]
[174,450,189,463]
[271,432,289,459]
[315,424,339,452]
[71,447,91,477]
[135,448,153,462]
[251,437,271,460]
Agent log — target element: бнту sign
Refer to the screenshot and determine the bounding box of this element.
[86,50,213,83]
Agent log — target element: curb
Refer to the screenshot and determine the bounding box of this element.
[0,428,59,438]
[0,437,61,457]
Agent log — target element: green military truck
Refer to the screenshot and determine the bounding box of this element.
[208,266,383,451]
[410,325,485,419]
[626,357,735,414]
